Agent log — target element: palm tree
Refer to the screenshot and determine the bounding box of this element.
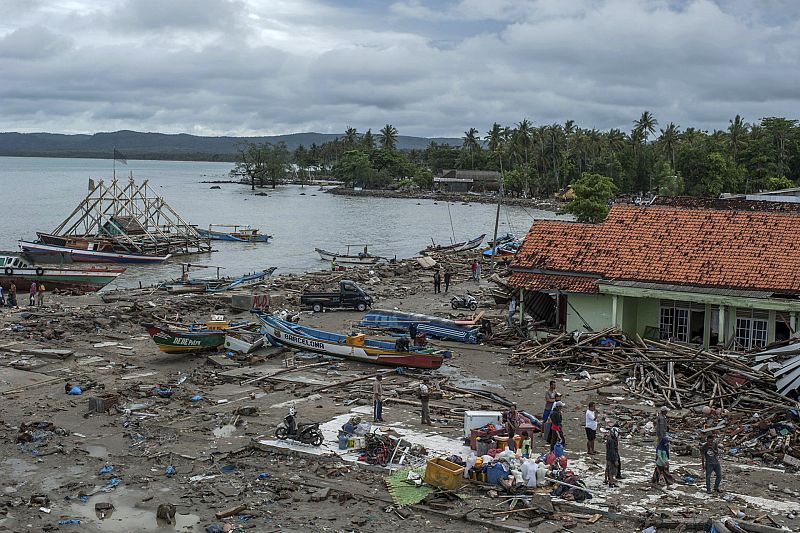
[343,126,358,149]
[659,122,680,170]
[485,123,504,153]
[633,111,658,142]
[516,119,533,168]
[378,124,398,151]
[362,129,375,150]
[728,115,746,164]
[462,127,480,169]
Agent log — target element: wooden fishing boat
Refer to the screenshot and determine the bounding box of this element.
[159,267,277,293]
[315,244,382,265]
[197,224,271,243]
[19,240,170,264]
[421,234,486,255]
[0,252,125,293]
[253,312,447,369]
[144,319,256,354]
[359,309,484,344]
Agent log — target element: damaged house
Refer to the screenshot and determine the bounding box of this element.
[508,203,800,349]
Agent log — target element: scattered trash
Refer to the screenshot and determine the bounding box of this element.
[99,465,114,475]
[165,465,176,477]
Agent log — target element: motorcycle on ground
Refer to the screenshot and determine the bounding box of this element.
[451,292,478,311]
[275,405,324,446]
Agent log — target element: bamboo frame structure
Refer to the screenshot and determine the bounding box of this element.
[46,177,211,256]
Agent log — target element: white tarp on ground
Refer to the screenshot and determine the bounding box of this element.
[259,405,470,467]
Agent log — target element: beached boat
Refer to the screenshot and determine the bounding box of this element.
[315,244,382,265]
[482,240,521,258]
[144,319,256,354]
[487,233,516,247]
[197,224,271,243]
[0,252,125,293]
[359,309,484,344]
[253,312,447,369]
[19,239,170,264]
[421,234,486,255]
[159,267,277,293]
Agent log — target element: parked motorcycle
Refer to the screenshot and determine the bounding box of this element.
[275,405,324,446]
[451,292,478,311]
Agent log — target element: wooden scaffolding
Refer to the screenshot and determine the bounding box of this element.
[50,177,212,256]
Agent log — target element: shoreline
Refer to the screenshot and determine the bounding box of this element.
[326,186,562,211]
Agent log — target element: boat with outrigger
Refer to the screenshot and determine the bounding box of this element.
[420,234,485,255]
[253,311,448,369]
[315,244,384,265]
[157,264,276,293]
[144,317,259,354]
[197,224,271,243]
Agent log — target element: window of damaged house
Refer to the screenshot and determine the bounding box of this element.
[734,309,769,350]
[659,300,705,344]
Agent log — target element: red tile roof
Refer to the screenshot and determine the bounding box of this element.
[510,205,800,294]
[508,272,600,293]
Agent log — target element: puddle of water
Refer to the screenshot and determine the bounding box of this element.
[2,458,38,477]
[70,488,200,532]
[436,364,503,390]
[212,424,237,438]
[84,445,109,459]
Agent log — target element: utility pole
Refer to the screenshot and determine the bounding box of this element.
[490,155,504,273]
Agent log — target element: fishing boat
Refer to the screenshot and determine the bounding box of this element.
[0,252,125,294]
[197,224,271,243]
[420,234,486,255]
[315,244,382,265]
[253,311,447,369]
[19,239,170,264]
[482,240,521,259]
[359,309,485,344]
[158,265,277,293]
[144,318,256,354]
[487,233,516,247]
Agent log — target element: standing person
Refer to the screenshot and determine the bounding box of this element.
[330,258,337,272]
[419,377,431,425]
[372,374,384,422]
[585,402,598,455]
[470,260,478,281]
[656,406,669,444]
[507,298,516,327]
[652,437,674,486]
[443,269,451,293]
[0,284,5,307]
[548,401,565,450]
[605,427,620,487]
[475,260,481,282]
[433,269,441,294]
[542,381,558,440]
[29,282,37,306]
[8,282,17,308]
[701,434,722,494]
[36,283,45,307]
[504,403,519,451]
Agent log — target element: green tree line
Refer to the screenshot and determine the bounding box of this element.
[233,114,800,196]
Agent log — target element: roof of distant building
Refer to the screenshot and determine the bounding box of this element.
[510,204,800,295]
[439,169,500,181]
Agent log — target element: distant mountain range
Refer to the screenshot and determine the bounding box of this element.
[0,130,461,162]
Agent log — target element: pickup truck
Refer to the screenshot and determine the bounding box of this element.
[300,280,373,312]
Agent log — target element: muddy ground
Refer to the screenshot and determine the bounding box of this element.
[0,258,798,533]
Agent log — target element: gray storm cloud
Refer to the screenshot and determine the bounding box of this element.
[0,0,797,136]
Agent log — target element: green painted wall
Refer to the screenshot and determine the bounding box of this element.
[636,298,660,338]
[621,296,638,334]
[566,294,613,333]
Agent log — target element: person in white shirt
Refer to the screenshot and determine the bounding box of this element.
[585,402,598,455]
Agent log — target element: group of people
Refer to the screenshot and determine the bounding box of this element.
[0,281,46,308]
[432,267,452,294]
[371,374,433,426]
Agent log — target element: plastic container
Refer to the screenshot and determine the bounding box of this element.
[475,437,490,456]
[424,458,465,490]
[338,433,348,450]
[494,436,509,451]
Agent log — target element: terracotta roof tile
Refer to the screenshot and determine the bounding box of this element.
[508,272,599,293]
[510,205,800,294]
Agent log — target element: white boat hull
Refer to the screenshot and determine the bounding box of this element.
[315,248,380,265]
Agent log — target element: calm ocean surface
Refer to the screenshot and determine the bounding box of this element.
[0,156,569,288]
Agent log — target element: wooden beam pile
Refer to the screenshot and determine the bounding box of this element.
[510,329,788,413]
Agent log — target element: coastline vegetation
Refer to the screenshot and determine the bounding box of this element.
[233,114,799,199]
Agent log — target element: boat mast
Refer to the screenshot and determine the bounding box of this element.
[490,153,504,272]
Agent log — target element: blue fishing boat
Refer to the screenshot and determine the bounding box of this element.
[253,312,448,369]
[359,309,485,344]
[197,224,271,243]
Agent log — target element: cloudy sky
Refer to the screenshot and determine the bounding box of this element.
[1,0,798,137]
